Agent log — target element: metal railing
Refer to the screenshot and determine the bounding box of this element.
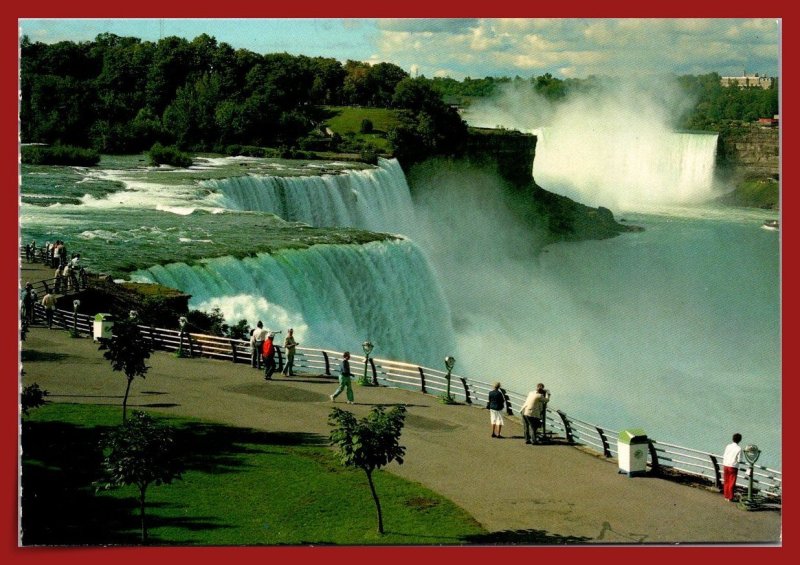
[24,298,782,503]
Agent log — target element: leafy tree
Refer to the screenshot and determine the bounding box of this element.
[328,405,407,534]
[185,307,225,336]
[99,317,152,422]
[21,383,49,416]
[224,319,251,341]
[97,411,183,543]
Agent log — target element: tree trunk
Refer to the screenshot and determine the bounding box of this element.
[139,486,148,543]
[365,469,384,534]
[122,376,133,422]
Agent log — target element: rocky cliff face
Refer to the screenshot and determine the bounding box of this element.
[716,123,780,181]
[407,128,636,252]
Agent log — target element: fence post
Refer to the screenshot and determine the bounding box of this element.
[149,326,157,349]
[230,340,238,363]
[369,358,378,386]
[275,345,284,373]
[596,426,612,458]
[710,455,723,492]
[501,388,513,415]
[556,410,575,444]
[322,351,331,376]
[187,334,194,357]
[417,367,427,394]
[459,377,472,404]
[647,440,660,473]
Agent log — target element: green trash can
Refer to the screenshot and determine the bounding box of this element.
[93,313,115,341]
[618,428,649,477]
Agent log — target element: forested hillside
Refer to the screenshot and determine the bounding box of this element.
[21,32,778,164]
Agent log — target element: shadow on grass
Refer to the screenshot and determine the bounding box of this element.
[20,415,328,546]
[461,529,592,545]
[21,349,70,362]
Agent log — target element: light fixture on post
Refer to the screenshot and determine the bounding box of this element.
[71,299,81,336]
[739,444,762,510]
[443,356,456,404]
[129,310,138,320]
[178,316,188,357]
[361,340,374,386]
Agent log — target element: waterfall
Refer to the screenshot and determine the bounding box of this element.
[203,158,417,236]
[532,128,720,210]
[130,239,456,368]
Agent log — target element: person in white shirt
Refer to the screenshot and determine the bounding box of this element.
[722,433,743,501]
[520,383,548,444]
[250,321,268,369]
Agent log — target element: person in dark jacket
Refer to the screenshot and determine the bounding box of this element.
[487,382,506,438]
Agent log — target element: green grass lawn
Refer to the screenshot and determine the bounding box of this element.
[321,106,401,153]
[20,403,485,546]
[716,178,779,210]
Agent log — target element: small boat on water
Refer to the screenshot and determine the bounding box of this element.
[762,219,779,231]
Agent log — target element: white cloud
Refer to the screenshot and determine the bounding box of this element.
[373,18,780,80]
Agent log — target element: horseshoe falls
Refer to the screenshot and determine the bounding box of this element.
[533,128,721,211]
[203,158,417,235]
[131,239,456,369]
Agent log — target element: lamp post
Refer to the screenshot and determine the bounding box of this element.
[129,310,138,320]
[72,299,80,336]
[444,356,456,403]
[738,444,762,510]
[361,340,374,386]
[178,316,188,357]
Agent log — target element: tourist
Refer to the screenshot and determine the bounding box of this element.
[520,382,548,444]
[68,259,80,290]
[41,291,57,329]
[57,241,67,269]
[487,382,506,438]
[53,265,64,294]
[21,282,38,326]
[330,351,354,404]
[722,433,743,502]
[250,321,267,369]
[61,263,72,292]
[262,332,277,380]
[282,328,298,376]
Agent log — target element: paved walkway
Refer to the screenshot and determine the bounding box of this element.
[19,317,781,546]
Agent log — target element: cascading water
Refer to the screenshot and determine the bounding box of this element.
[130,238,456,369]
[203,158,417,235]
[532,127,720,210]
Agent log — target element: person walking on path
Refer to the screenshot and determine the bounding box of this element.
[487,382,506,438]
[282,328,298,376]
[330,351,355,404]
[520,383,547,444]
[722,433,743,502]
[250,321,267,369]
[262,333,277,380]
[21,282,38,326]
[41,291,57,329]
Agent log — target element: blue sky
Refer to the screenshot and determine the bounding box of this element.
[19,18,781,81]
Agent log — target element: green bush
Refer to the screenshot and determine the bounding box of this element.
[148,143,193,168]
[21,145,100,166]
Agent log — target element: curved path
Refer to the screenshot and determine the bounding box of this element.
[20,320,781,546]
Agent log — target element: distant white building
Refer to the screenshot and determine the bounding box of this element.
[720,73,775,89]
